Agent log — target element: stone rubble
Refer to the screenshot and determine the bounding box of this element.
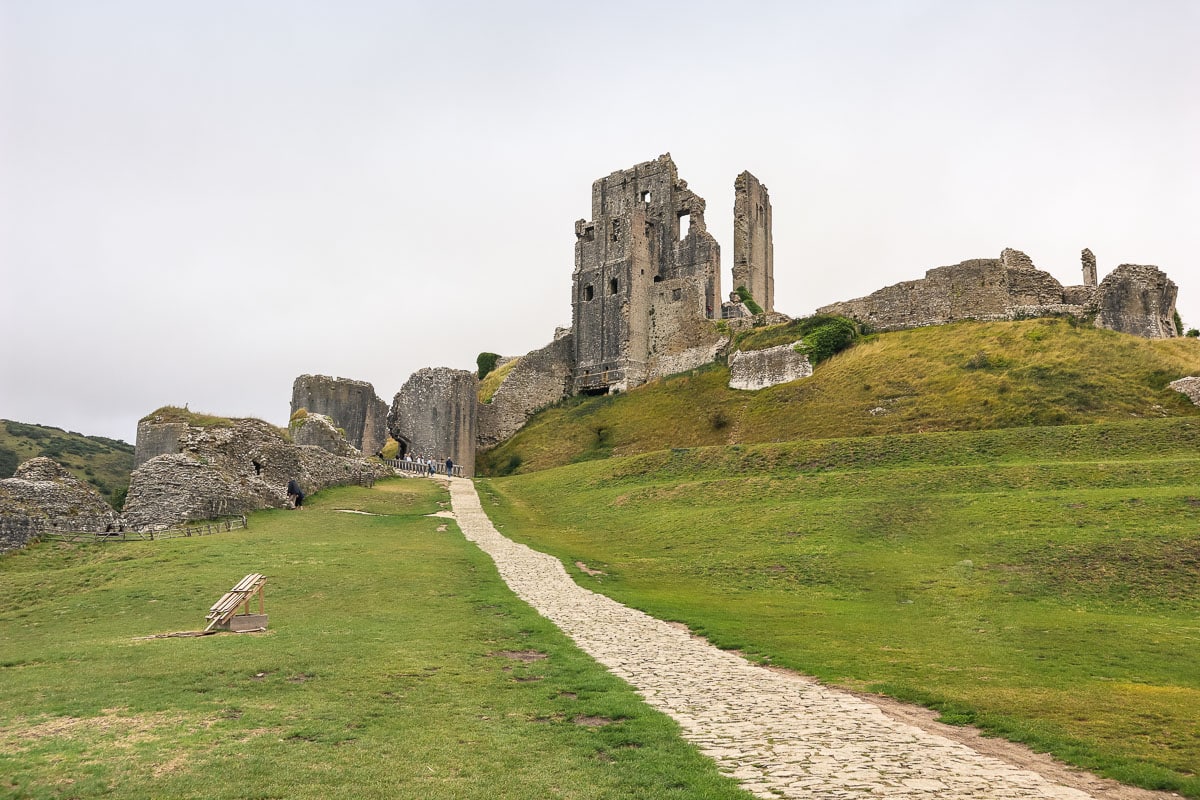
[447,477,1096,800]
[0,457,119,553]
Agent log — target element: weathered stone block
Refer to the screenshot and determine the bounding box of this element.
[1168,376,1200,407]
[729,342,813,391]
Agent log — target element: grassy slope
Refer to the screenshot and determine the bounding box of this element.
[478,420,1200,795]
[478,319,1200,475]
[0,421,134,505]
[0,478,752,800]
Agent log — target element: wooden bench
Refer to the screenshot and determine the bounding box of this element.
[204,573,268,632]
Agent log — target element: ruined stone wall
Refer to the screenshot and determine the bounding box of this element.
[290,374,389,456]
[134,421,188,467]
[818,248,1179,339]
[732,171,774,313]
[646,278,728,379]
[1091,264,1178,338]
[123,417,388,528]
[1081,248,1098,288]
[477,334,574,450]
[572,154,721,393]
[289,412,360,457]
[728,342,813,391]
[0,457,120,551]
[388,368,477,476]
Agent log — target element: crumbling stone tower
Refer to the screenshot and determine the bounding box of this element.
[290,374,389,456]
[732,171,774,313]
[571,154,721,393]
[387,368,477,476]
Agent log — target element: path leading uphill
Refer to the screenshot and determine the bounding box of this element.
[446,477,1138,799]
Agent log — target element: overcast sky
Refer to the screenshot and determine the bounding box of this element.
[2,0,1197,444]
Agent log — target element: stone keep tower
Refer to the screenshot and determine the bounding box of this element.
[732,171,774,313]
[571,154,721,393]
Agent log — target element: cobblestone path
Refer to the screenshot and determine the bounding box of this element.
[448,478,1095,799]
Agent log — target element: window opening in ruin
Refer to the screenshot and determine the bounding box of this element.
[583,226,595,242]
[609,278,618,295]
[610,219,621,242]
[678,211,691,240]
[672,288,682,301]
[639,190,652,204]
[652,275,663,283]
[583,285,594,301]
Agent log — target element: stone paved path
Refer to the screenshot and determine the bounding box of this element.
[447,478,1095,799]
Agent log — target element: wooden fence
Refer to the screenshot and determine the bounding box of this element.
[38,515,248,544]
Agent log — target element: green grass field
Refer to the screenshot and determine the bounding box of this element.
[0,479,753,800]
[478,418,1200,795]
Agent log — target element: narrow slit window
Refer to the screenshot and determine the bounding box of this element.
[609,278,618,295]
[610,219,621,242]
[583,285,594,301]
[678,211,691,240]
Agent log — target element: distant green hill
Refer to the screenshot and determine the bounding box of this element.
[479,318,1200,475]
[0,421,133,507]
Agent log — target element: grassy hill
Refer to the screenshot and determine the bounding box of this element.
[478,418,1200,795]
[478,318,1200,475]
[0,420,134,507]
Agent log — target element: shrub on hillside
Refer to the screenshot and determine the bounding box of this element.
[735,286,764,316]
[0,446,17,478]
[794,316,859,364]
[477,352,501,381]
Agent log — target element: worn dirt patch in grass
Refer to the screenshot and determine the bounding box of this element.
[491,650,547,662]
[574,715,616,727]
[0,709,191,754]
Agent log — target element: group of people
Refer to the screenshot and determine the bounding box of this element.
[401,452,455,478]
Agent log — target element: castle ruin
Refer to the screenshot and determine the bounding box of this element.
[571,154,773,394]
[732,171,774,314]
[819,248,1179,338]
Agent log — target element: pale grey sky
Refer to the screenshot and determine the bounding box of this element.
[2,0,1197,443]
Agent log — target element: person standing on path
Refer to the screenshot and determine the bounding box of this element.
[445,457,454,478]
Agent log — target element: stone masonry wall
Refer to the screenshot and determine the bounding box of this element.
[818,248,1179,339]
[477,333,574,450]
[290,374,390,456]
[388,368,477,476]
[646,278,728,379]
[134,421,189,467]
